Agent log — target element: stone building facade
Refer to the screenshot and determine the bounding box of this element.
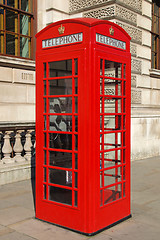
[0,0,159,184]
[37,0,160,160]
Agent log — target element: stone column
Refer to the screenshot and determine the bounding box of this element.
[24,130,33,162]
[13,130,25,163]
[2,131,14,164]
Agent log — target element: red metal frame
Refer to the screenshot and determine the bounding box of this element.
[36,18,131,235]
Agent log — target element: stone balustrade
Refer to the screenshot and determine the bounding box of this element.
[0,123,35,165]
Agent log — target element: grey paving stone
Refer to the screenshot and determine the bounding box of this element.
[0,206,33,226]
[9,218,88,240]
[0,231,36,240]
[103,217,160,240]
[0,225,14,237]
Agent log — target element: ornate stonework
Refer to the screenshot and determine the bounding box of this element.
[83,6,115,18]
[115,5,137,24]
[69,0,110,12]
[130,44,137,56]
[131,75,137,88]
[83,5,137,26]
[116,21,142,43]
[131,88,142,104]
[131,58,142,74]
[69,0,142,13]
[118,0,142,12]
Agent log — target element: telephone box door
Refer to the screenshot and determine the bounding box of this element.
[36,50,86,232]
[94,49,131,230]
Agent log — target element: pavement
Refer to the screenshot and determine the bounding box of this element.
[0,156,160,240]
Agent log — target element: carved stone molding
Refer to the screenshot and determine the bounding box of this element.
[131,88,142,104]
[131,58,142,74]
[116,21,142,43]
[130,44,137,56]
[83,5,115,18]
[131,75,137,87]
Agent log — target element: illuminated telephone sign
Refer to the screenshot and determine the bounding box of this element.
[36,18,131,235]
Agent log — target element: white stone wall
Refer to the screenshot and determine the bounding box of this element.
[34,0,160,160]
[0,57,35,123]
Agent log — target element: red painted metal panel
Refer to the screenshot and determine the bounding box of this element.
[36,18,131,235]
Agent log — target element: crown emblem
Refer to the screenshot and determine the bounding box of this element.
[109,26,114,36]
[58,24,65,34]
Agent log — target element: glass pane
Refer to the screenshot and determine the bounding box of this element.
[123,182,125,197]
[100,59,103,75]
[49,169,72,187]
[124,64,126,79]
[104,150,121,166]
[74,59,78,75]
[75,153,78,169]
[44,115,46,130]
[49,98,72,114]
[20,37,30,58]
[49,115,72,132]
[49,186,72,205]
[44,185,46,200]
[44,98,46,113]
[104,60,122,78]
[20,14,31,36]
[104,79,122,96]
[75,78,78,94]
[0,32,4,54]
[104,184,122,205]
[44,150,46,165]
[49,151,72,169]
[0,8,4,30]
[6,34,17,56]
[75,116,78,132]
[49,78,72,95]
[104,115,121,131]
[49,60,72,78]
[75,172,78,188]
[44,168,46,182]
[6,10,18,33]
[104,167,122,187]
[21,0,32,12]
[100,190,103,206]
[44,64,46,78]
[44,133,46,148]
[104,98,122,113]
[49,133,72,150]
[44,80,46,95]
[104,133,121,150]
[75,135,78,151]
[74,191,78,207]
[7,0,19,8]
[75,97,78,113]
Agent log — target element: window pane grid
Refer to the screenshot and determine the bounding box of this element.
[0,1,33,58]
[43,59,79,208]
[100,58,126,206]
[152,1,160,69]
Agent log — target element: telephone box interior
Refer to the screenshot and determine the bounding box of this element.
[36,18,131,235]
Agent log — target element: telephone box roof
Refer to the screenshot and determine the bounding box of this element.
[35,18,131,40]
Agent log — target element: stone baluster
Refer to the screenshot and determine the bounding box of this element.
[2,131,14,164]
[13,130,25,163]
[0,131,3,164]
[24,130,33,162]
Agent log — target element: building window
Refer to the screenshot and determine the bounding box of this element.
[0,0,34,59]
[151,0,160,69]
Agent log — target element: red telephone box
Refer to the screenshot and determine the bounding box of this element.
[36,18,131,235]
